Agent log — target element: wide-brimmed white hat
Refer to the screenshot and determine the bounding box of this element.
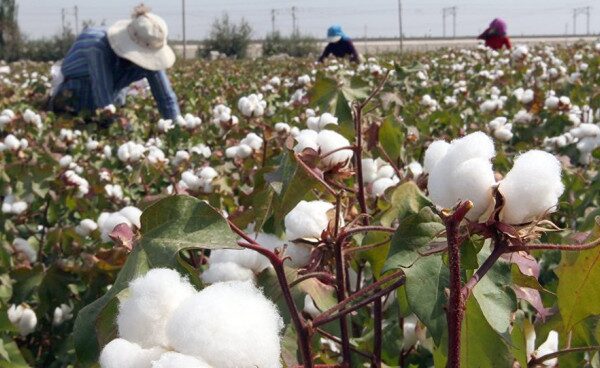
[107,5,175,71]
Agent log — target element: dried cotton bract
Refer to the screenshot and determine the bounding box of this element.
[117,269,196,348]
[498,150,564,224]
[166,281,283,368]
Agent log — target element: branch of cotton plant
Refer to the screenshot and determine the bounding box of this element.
[359,70,392,110]
[527,345,600,367]
[229,220,314,368]
[289,272,336,288]
[318,145,358,160]
[343,237,391,255]
[373,293,383,368]
[316,327,374,361]
[313,270,406,326]
[311,273,406,328]
[352,103,369,226]
[443,200,473,368]
[505,236,600,253]
[461,236,508,301]
[377,144,402,178]
[294,153,337,196]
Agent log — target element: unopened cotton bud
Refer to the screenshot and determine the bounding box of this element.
[117,269,196,348]
[499,150,564,224]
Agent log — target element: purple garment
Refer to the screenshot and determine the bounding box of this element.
[489,18,507,36]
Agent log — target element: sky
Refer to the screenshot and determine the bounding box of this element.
[16,0,599,40]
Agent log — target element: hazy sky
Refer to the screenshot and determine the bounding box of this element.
[17,0,599,40]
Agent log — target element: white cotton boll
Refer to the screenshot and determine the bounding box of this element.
[201,262,255,284]
[4,134,21,150]
[86,139,99,151]
[147,147,168,165]
[13,238,37,263]
[494,127,513,142]
[499,150,564,224]
[10,201,28,214]
[240,132,263,150]
[118,269,197,348]
[423,140,451,173]
[238,94,267,117]
[532,331,559,367]
[225,146,239,159]
[209,248,269,275]
[285,200,334,241]
[157,119,174,133]
[75,219,98,237]
[316,130,353,168]
[59,155,73,168]
[52,304,73,326]
[402,314,419,351]
[297,75,311,85]
[307,113,338,132]
[181,170,202,191]
[285,242,313,268]
[236,144,253,158]
[198,167,218,181]
[99,339,165,368]
[152,352,212,368]
[407,162,423,177]
[372,177,397,197]
[451,158,496,219]
[362,159,378,184]
[117,142,146,163]
[105,184,124,200]
[166,281,283,368]
[103,145,112,158]
[274,122,290,134]
[545,96,559,109]
[19,139,28,149]
[118,206,142,229]
[8,304,37,336]
[98,212,131,242]
[514,109,533,124]
[172,150,190,166]
[293,129,319,153]
[376,164,395,179]
[191,144,211,158]
[303,294,320,318]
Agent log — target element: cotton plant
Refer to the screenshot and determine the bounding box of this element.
[0,109,15,129]
[2,194,28,215]
[117,141,146,164]
[97,206,142,242]
[190,144,211,158]
[306,112,338,132]
[425,131,564,224]
[513,87,534,104]
[63,170,90,197]
[569,123,600,164]
[104,184,124,201]
[210,104,239,130]
[178,167,218,193]
[225,132,264,160]
[176,113,202,130]
[146,146,169,166]
[420,95,439,111]
[487,116,513,142]
[75,219,98,237]
[361,158,400,197]
[238,93,267,117]
[8,304,37,337]
[156,118,174,133]
[100,269,283,368]
[22,108,43,130]
[0,134,28,152]
[293,129,353,170]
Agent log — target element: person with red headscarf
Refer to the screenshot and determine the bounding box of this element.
[478,18,512,50]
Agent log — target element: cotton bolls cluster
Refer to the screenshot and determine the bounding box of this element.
[12,237,37,263]
[498,150,564,224]
[97,206,142,242]
[63,170,90,197]
[487,117,513,142]
[420,95,439,111]
[52,304,73,326]
[2,194,28,215]
[190,143,212,158]
[157,119,174,133]
[361,158,400,197]
[105,184,124,201]
[0,109,15,129]
[0,134,28,152]
[544,94,570,110]
[513,109,533,124]
[274,122,291,134]
[22,109,43,129]
[178,167,218,193]
[238,93,267,117]
[513,88,534,104]
[426,132,496,221]
[211,104,239,130]
[479,95,506,113]
[512,45,529,61]
[176,113,202,130]
[100,269,283,368]
[117,141,146,164]
[225,132,264,160]
[570,123,600,164]
[202,231,284,284]
[297,74,311,85]
[284,200,334,267]
[8,304,37,336]
[306,112,338,132]
[146,146,168,166]
[293,129,353,169]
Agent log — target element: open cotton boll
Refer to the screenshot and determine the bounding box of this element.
[451,158,496,220]
[532,331,559,367]
[306,113,338,132]
[285,200,334,241]
[8,304,37,336]
[52,303,73,326]
[316,130,353,168]
[118,206,142,229]
[402,314,419,351]
[293,129,319,153]
[99,339,165,368]
[75,218,98,237]
[152,352,212,368]
[12,237,37,263]
[423,141,451,173]
[117,142,146,163]
[201,262,255,284]
[209,248,270,274]
[362,159,378,183]
[303,294,320,318]
[240,133,264,151]
[499,150,564,224]
[285,242,313,268]
[166,281,283,368]
[117,268,196,348]
[372,177,398,197]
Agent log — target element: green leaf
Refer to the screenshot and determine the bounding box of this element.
[378,115,404,162]
[383,207,445,271]
[556,225,600,333]
[359,230,391,279]
[403,255,449,345]
[460,297,512,367]
[0,337,29,368]
[472,243,517,335]
[380,181,433,227]
[74,195,238,364]
[309,73,338,108]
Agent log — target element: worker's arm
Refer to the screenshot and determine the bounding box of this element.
[146,70,181,120]
[318,44,333,63]
[86,44,116,109]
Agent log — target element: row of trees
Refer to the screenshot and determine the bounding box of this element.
[0,5,317,62]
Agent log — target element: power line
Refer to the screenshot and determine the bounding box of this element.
[572,6,591,35]
[442,6,457,38]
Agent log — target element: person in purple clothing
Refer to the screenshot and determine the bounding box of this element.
[318,25,359,63]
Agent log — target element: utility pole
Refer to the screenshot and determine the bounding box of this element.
[61,8,66,36]
[182,0,187,60]
[398,0,403,53]
[442,6,457,38]
[74,5,79,34]
[573,7,591,36]
[271,9,276,33]
[291,6,297,34]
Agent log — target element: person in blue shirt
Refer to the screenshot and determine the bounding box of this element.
[50,5,180,120]
[318,25,359,63]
